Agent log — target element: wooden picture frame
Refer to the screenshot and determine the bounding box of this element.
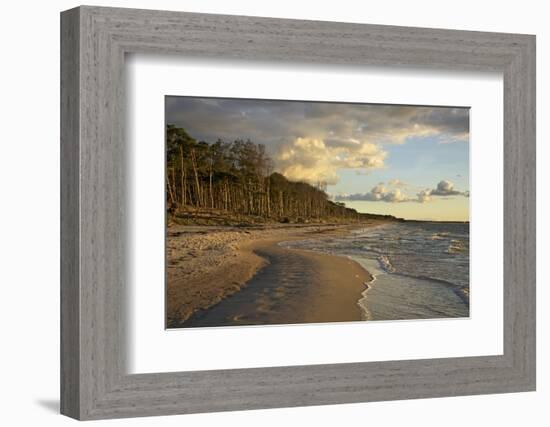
[60,5,536,420]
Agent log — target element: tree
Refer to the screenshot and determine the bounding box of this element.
[165,125,384,224]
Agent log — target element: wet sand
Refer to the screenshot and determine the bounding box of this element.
[166,223,380,328]
[182,241,372,327]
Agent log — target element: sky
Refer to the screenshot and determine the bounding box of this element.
[166,96,470,221]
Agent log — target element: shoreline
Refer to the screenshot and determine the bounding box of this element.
[286,248,373,324]
[166,222,382,328]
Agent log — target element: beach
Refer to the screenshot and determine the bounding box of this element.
[163,99,471,328]
[166,222,380,328]
[282,221,470,321]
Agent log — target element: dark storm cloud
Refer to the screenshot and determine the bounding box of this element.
[410,107,470,138]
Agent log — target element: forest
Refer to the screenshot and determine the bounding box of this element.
[166,124,397,225]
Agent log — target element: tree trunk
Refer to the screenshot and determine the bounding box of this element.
[166,168,176,206]
[179,145,186,206]
[209,161,214,209]
[190,149,202,207]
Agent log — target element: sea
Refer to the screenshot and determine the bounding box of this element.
[281,221,470,321]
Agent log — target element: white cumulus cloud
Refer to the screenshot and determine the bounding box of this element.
[277,137,387,185]
[431,180,462,196]
[335,180,468,203]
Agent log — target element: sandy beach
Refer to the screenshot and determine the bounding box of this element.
[163,99,470,328]
[166,222,380,328]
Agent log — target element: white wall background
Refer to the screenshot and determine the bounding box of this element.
[0,0,546,425]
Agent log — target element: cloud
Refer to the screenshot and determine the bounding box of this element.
[430,180,462,196]
[388,178,407,188]
[166,97,469,184]
[335,180,468,203]
[416,189,432,203]
[277,137,386,185]
[415,180,469,202]
[409,108,469,142]
[336,184,410,203]
[383,188,408,202]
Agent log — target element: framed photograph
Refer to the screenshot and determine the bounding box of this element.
[164,97,471,329]
[61,6,536,420]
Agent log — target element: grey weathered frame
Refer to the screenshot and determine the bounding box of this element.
[60,5,536,420]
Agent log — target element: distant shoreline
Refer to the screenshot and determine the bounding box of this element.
[166,220,384,328]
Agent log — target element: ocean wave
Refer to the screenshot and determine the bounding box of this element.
[358,274,377,321]
[446,239,467,253]
[378,255,396,273]
[282,222,469,320]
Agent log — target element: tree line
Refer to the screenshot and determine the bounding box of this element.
[166,125,394,223]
